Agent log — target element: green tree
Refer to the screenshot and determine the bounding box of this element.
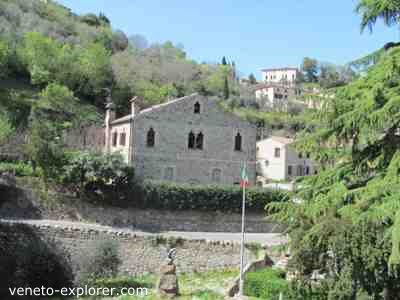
[223,76,230,99]
[61,152,134,202]
[27,84,77,185]
[356,0,400,33]
[268,47,400,299]
[248,73,257,84]
[0,40,10,77]
[18,32,61,85]
[77,42,112,100]
[221,56,227,65]
[301,57,319,82]
[0,113,13,145]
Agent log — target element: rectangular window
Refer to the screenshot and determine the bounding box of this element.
[164,167,174,181]
[274,148,281,158]
[211,168,222,183]
[120,133,126,146]
[288,165,293,176]
[112,132,118,147]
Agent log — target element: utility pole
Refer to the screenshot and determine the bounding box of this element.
[239,162,248,296]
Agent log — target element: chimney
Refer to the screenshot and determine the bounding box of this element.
[104,102,115,154]
[130,97,140,117]
[105,102,116,124]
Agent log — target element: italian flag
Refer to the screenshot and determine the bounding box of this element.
[240,163,249,188]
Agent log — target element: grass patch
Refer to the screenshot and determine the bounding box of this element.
[60,268,238,299]
[244,268,288,300]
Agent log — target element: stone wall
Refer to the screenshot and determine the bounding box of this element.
[0,125,104,160]
[0,186,281,233]
[0,221,253,277]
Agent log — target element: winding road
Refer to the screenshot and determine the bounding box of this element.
[0,218,287,246]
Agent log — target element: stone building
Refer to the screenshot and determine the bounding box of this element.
[105,94,257,185]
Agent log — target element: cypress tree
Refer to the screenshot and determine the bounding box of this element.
[223,76,229,99]
[221,56,227,65]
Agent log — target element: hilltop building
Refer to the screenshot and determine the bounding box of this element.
[105,94,257,185]
[256,136,316,184]
[254,84,302,108]
[261,67,299,85]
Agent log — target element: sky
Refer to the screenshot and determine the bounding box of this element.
[57,0,398,79]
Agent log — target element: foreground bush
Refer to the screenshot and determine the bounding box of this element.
[137,181,288,212]
[60,152,287,212]
[77,239,121,285]
[62,151,135,204]
[244,268,288,299]
[0,161,35,177]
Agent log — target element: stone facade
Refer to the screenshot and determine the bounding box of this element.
[106,94,257,185]
[0,221,253,277]
[0,126,104,160]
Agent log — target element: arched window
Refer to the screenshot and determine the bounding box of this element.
[234,133,242,151]
[196,132,204,150]
[147,128,155,147]
[194,102,200,114]
[211,168,222,183]
[188,131,195,149]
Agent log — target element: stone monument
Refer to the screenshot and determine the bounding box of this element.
[157,248,179,297]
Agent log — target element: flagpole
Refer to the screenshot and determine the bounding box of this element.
[239,163,246,296]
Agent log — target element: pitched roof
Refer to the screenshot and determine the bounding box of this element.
[110,94,199,125]
[138,94,198,115]
[270,136,294,145]
[110,115,133,125]
[258,136,294,145]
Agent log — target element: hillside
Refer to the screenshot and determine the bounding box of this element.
[0,0,238,129]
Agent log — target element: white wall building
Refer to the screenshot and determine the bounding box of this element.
[254,84,302,107]
[256,136,316,184]
[261,68,299,85]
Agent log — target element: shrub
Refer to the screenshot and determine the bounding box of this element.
[244,268,288,299]
[62,151,135,204]
[0,161,35,177]
[137,181,288,212]
[77,239,121,285]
